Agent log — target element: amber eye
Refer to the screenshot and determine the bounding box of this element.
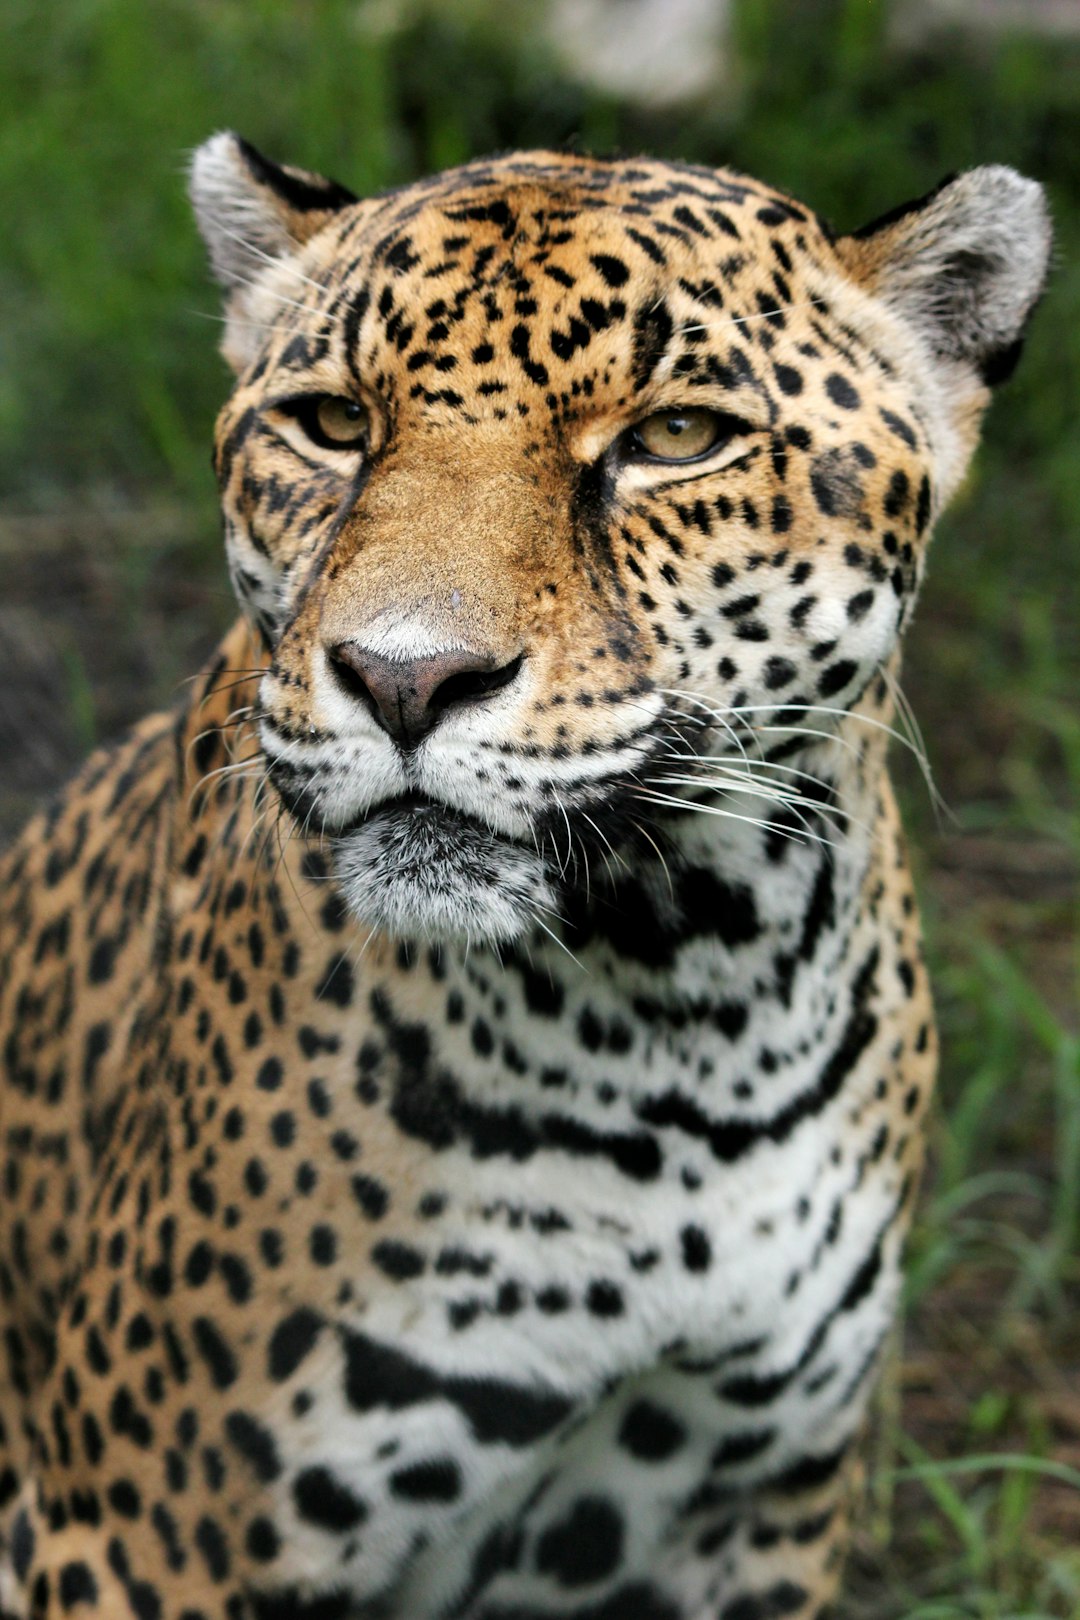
[630,409,739,463]
[312,396,368,448]
[280,394,369,452]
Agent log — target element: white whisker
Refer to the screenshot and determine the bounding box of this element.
[632,788,844,851]
[628,818,676,905]
[530,910,587,973]
[209,218,330,295]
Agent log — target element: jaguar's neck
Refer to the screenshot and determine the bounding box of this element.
[177,626,900,1110]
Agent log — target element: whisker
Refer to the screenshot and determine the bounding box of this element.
[879,663,952,824]
[550,792,575,879]
[207,219,330,296]
[673,297,827,340]
[628,817,676,905]
[646,772,873,842]
[186,307,295,338]
[530,910,587,973]
[632,788,844,850]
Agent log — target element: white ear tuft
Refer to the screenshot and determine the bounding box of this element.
[841,166,1052,385]
[189,131,358,291]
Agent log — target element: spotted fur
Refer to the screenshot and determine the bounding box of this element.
[0,138,1050,1619]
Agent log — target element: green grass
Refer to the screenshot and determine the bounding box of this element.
[1,0,1077,1612]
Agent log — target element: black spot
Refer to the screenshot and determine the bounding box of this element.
[88,938,117,985]
[771,496,792,534]
[85,1325,111,1375]
[267,1308,323,1382]
[521,965,564,1017]
[107,1479,142,1518]
[10,1508,34,1581]
[269,1110,295,1148]
[59,1560,98,1609]
[768,1445,848,1494]
[310,1225,337,1265]
[577,1006,604,1052]
[509,323,549,387]
[471,1018,494,1057]
[219,1253,252,1304]
[259,1229,284,1267]
[329,1129,358,1162]
[371,1240,425,1281]
[316,954,354,1007]
[586,1280,624,1317]
[712,1428,776,1468]
[244,1158,267,1197]
[246,1516,281,1563]
[590,254,630,288]
[149,1502,184,1573]
[351,1174,389,1219]
[715,1001,748,1039]
[718,1581,808,1620]
[631,298,674,388]
[825,373,860,410]
[195,1515,230,1582]
[535,1496,624,1587]
[809,447,865,519]
[256,1056,283,1091]
[618,1399,686,1462]
[763,656,797,691]
[191,1317,238,1390]
[224,1411,281,1483]
[293,1467,367,1532]
[798,853,835,964]
[879,407,917,448]
[389,1457,462,1501]
[884,468,910,517]
[342,1329,571,1445]
[681,1224,712,1272]
[817,659,858,698]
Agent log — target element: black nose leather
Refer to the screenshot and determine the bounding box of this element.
[327,643,524,748]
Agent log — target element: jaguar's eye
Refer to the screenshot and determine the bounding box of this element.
[282,395,369,451]
[312,396,368,448]
[629,409,744,463]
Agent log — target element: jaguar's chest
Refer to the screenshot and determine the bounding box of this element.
[243,1144,899,1617]
[214,932,905,1613]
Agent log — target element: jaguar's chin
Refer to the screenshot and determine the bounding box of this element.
[330,795,555,947]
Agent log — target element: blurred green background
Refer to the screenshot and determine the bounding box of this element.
[1,0,1078,1612]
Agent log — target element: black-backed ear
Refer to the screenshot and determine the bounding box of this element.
[837,166,1051,386]
[189,131,358,291]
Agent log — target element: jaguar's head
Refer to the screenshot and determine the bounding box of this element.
[191,136,1049,946]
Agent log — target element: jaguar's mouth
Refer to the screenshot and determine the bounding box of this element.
[328,791,556,946]
[334,790,487,839]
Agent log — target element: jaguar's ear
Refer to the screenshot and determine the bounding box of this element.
[837,167,1051,387]
[189,131,358,291]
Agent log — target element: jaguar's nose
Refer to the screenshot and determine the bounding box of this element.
[326,642,524,749]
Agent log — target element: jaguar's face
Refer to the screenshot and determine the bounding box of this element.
[193,140,1049,945]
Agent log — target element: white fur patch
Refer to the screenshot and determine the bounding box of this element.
[869,165,1052,366]
[188,132,296,291]
[332,806,556,945]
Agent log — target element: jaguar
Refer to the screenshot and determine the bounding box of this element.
[0,135,1050,1619]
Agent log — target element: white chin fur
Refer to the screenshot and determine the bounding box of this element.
[331,807,555,946]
